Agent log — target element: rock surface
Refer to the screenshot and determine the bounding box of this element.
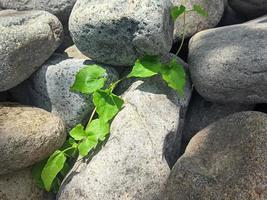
[229,0,267,19]
[188,18,267,104]
[172,0,224,41]
[164,111,267,200]
[0,103,66,175]
[0,10,63,91]
[182,91,253,145]
[64,45,89,60]
[11,54,118,130]
[69,0,173,66]
[218,4,247,26]
[0,168,53,200]
[57,57,191,200]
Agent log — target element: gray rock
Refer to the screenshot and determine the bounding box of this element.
[0,168,53,200]
[57,57,191,200]
[164,111,267,200]
[69,0,174,66]
[218,5,247,26]
[0,0,76,25]
[0,103,66,175]
[229,0,267,19]
[11,54,119,130]
[188,18,267,104]
[172,0,224,41]
[0,10,63,91]
[182,91,253,145]
[64,45,89,60]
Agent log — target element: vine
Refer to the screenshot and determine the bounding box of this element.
[32,4,207,192]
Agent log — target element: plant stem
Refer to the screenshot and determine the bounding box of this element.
[86,107,97,129]
[62,146,76,153]
[176,11,186,56]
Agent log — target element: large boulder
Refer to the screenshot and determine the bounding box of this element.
[164,111,267,200]
[171,0,224,41]
[229,0,267,19]
[11,54,118,130]
[0,103,66,175]
[0,168,53,200]
[69,0,173,66]
[182,91,253,146]
[57,56,191,200]
[0,10,63,91]
[188,17,267,104]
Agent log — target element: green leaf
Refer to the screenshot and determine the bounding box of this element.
[160,58,186,96]
[41,150,66,192]
[32,159,47,189]
[193,4,208,17]
[78,135,98,157]
[171,5,186,21]
[69,124,87,141]
[86,119,110,141]
[71,65,107,94]
[127,55,162,78]
[93,89,124,122]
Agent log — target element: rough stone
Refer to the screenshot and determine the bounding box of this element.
[69,0,174,66]
[0,103,66,175]
[0,10,63,91]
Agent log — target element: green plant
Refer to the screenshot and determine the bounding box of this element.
[32,4,207,192]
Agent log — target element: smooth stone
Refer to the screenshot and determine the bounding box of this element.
[0,10,63,91]
[172,0,224,41]
[11,54,119,130]
[188,18,267,104]
[0,168,53,200]
[0,103,66,175]
[57,56,191,200]
[229,0,267,19]
[69,0,173,66]
[182,91,253,145]
[164,111,267,200]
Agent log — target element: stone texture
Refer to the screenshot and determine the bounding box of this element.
[11,54,118,130]
[164,111,267,200]
[172,0,224,41]
[229,0,267,19]
[0,10,63,91]
[0,103,66,175]
[188,18,267,104]
[182,91,253,145]
[69,0,173,66]
[0,168,53,200]
[64,45,89,60]
[57,56,191,200]
[0,0,76,25]
[218,4,247,26]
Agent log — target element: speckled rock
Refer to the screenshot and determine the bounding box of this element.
[182,91,253,145]
[188,18,267,104]
[0,10,63,91]
[0,103,66,175]
[171,0,224,41]
[69,0,173,66]
[164,111,267,200]
[57,56,191,200]
[229,0,267,19]
[0,168,53,200]
[11,54,118,130]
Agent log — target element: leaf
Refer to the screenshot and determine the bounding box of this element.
[71,65,107,94]
[127,55,162,78]
[86,118,110,141]
[69,124,87,141]
[60,138,78,157]
[93,89,124,122]
[41,150,66,192]
[171,5,186,21]
[32,159,47,189]
[193,4,208,17]
[78,135,98,157]
[160,58,186,96]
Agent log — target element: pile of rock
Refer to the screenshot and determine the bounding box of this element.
[0,0,266,199]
